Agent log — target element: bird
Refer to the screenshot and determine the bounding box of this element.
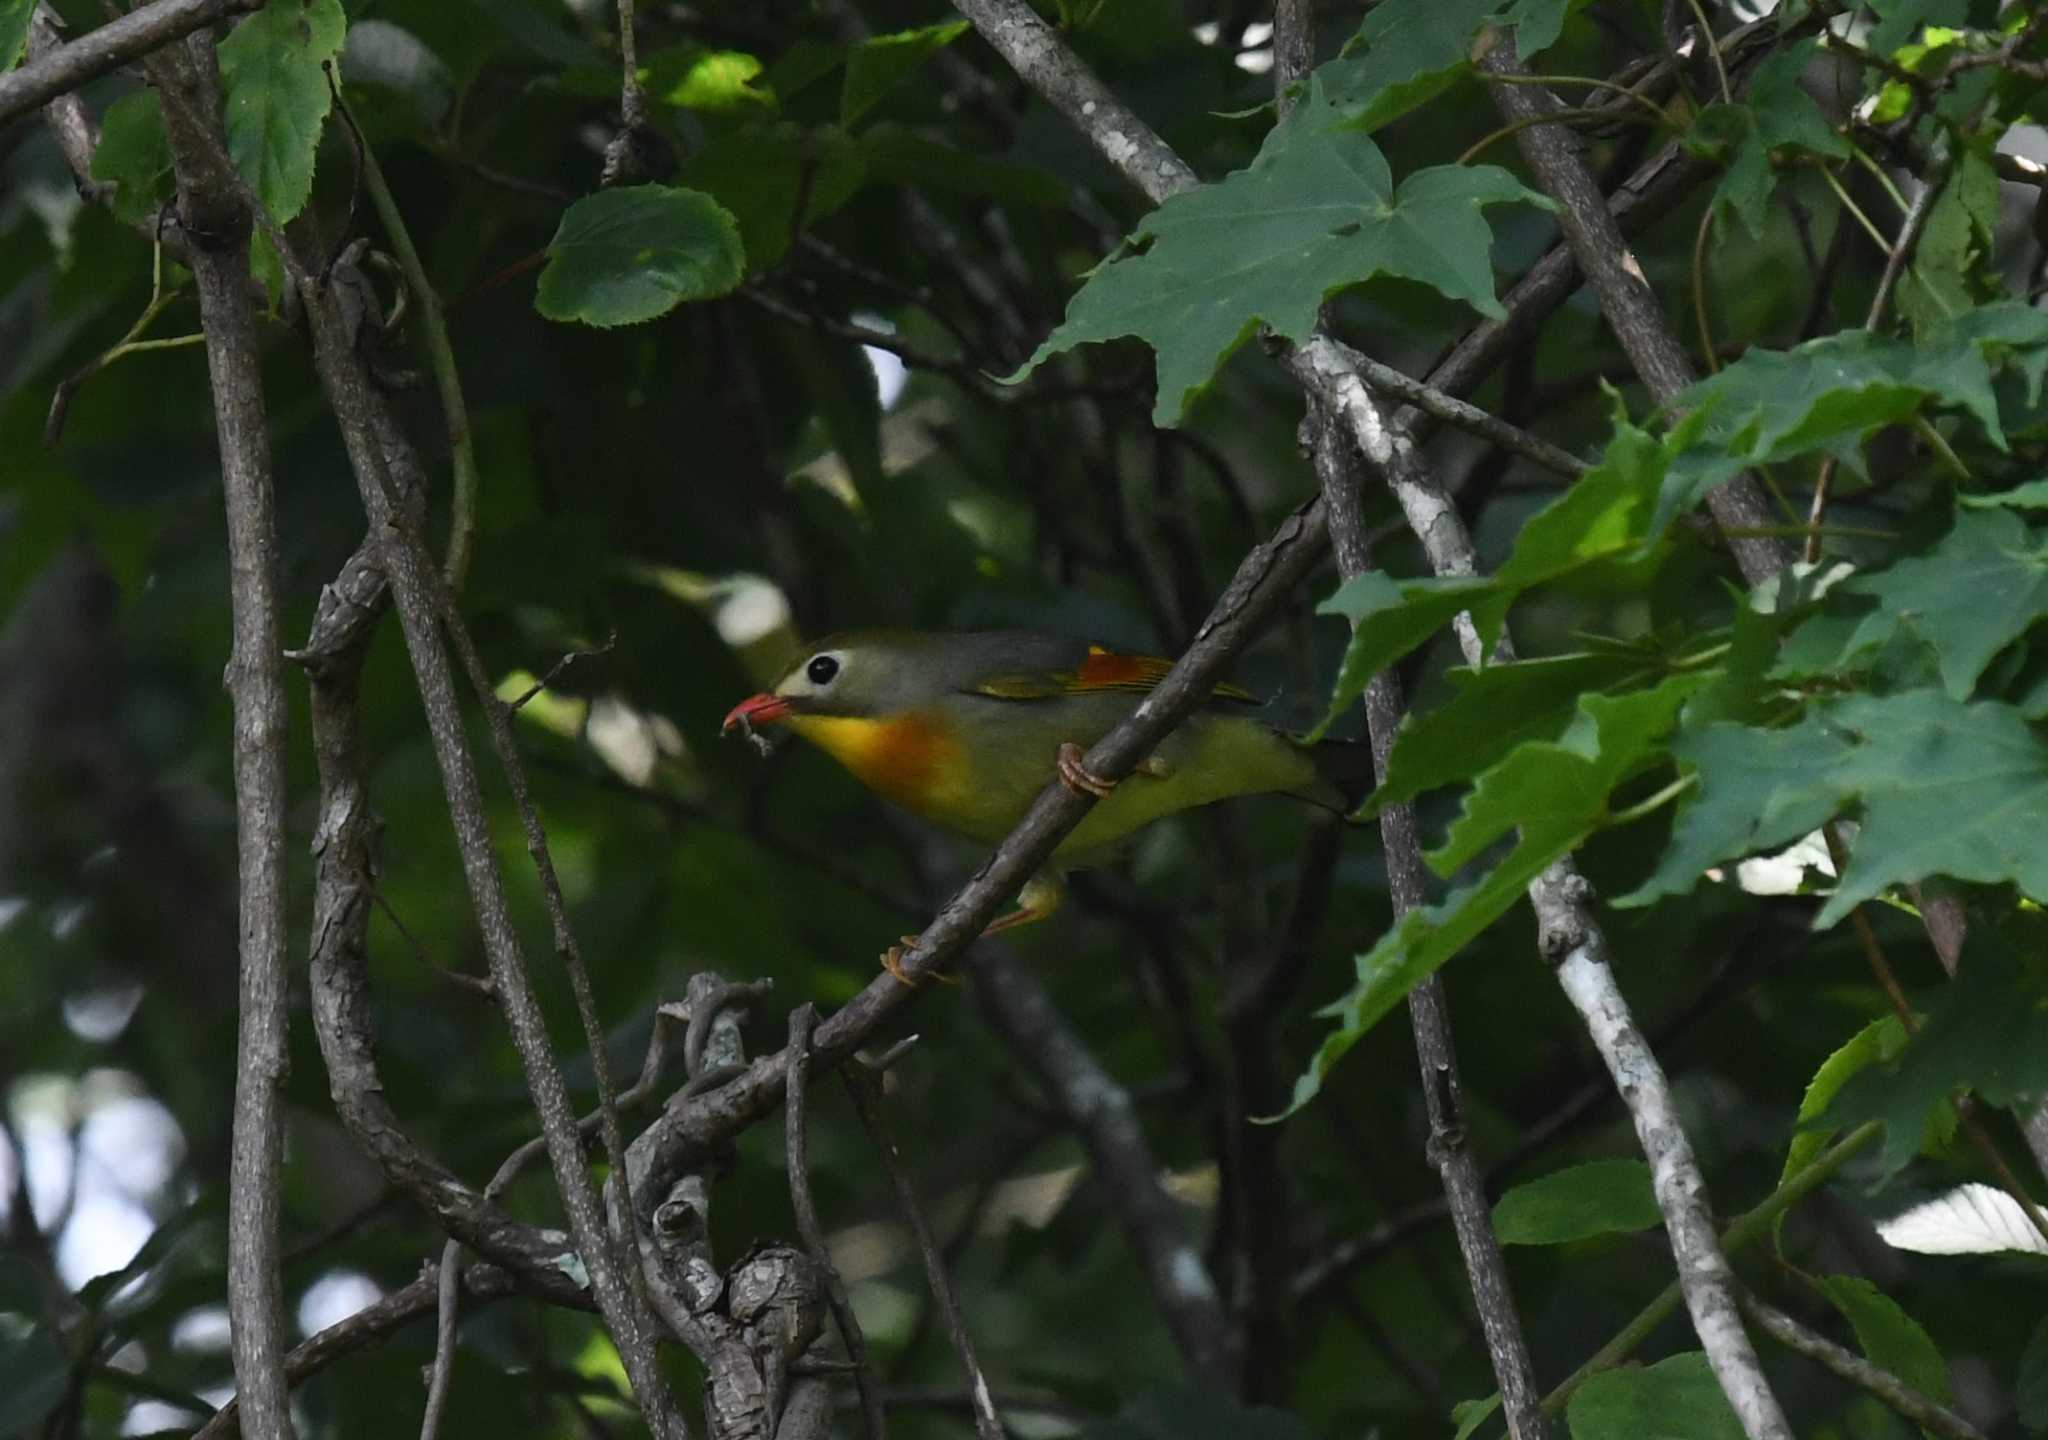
[722,629,1369,982]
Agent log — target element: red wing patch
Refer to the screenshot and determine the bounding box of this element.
[971,645,1259,703]
[1069,646,1258,702]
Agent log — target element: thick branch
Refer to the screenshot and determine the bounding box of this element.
[1310,404,1552,1440]
[292,255,686,1440]
[970,949,1235,1378]
[1476,38,1790,588]
[0,0,259,128]
[143,30,293,1440]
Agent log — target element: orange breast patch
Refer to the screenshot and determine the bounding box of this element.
[785,711,962,815]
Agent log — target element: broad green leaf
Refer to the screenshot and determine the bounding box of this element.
[1316,407,1675,747]
[1287,678,1699,1112]
[1566,1352,1744,1440]
[1013,76,1550,425]
[1499,0,1580,58]
[1823,507,2048,700]
[1826,929,2048,1176]
[0,0,32,74]
[1813,1275,1953,1405]
[1708,40,1848,237]
[2018,1316,2048,1432]
[1372,653,1651,811]
[1493,1159,1660,1244]
[680,122,865,269]
[1962,477,2048,509]
[536,185,745,327]
[1428,677,1704,877]
[1451,1394,1502,1440]
[841,20,967,125]
[645,46,774,113]
[1316,0,1494,131]
[1899,143,2000,335]
[89,90,174,228]
[1623,690,2048,925]
[1657,307,2048,530]
[1309,573,1497,740]
[1280,875,1484,1116]
[1475,411,1674,645]
[1779,1015,1910,1193]
[217,0,348,223]
[1867,0,1971,52]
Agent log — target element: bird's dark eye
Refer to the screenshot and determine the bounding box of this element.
[806,654,840,686]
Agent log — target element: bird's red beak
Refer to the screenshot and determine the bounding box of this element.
[722,692,792,734]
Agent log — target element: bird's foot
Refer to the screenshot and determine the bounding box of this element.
[880,936,958,987]
[1057,742,1117,798]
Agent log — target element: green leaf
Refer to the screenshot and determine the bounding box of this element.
[1451,1394,1503,1440]
[1428,677,1703,877]
[1658,306,2048,530]
[841,19,967,125]
[2018,1316,2048,1433]
[1962,477,2048,509]
[1824,507,2048,700]
[1499,0,1580,58]
[1780,1016,1910,1192]
[535,185,745,327]
[89,90,174,228]
[1826,926,2048,1177]
[0,0,33,73]
[1287,678,1699,1112]
[1316,0,1495,131]
[679,122,865,269]
[1309,573,1497,740]
[1708,39,1849,237]
[1373,653,1651,810]
[1013,76,1550,425]
[1566,1352,1745,1440]
[1493,1159,1661,1244]
[1813,1275,1952,1405]
[1622,690,2048,925]
[1899,143,2000,335]
[216,0,349,222]
[643,46,775,113]
[1867,0,1970,52]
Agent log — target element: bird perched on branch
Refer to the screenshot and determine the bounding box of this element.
[723,629,1368,982]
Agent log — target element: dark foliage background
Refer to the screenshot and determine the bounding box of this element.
[3,0,2046,1436]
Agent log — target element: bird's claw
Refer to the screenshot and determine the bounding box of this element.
[1057,742,1116,799]
[880,936,958,987]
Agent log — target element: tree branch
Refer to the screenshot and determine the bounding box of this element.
[290,248,688,1440]
[141,29,293,1440]
[1740,1294,1986,1440]
[0,0,260,129]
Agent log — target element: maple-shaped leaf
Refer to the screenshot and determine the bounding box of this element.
[1012,77,1550,425]
[1656,304,2048,531]
[1781,507,2048,700]
[1285,677,1700,1114]
[1623,689,2048,925]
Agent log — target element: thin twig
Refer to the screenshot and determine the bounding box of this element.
[328,74,483,591]
[786,1006,887,1440]
[842,1061,1003,1440]
[1741,1294,1986,1440]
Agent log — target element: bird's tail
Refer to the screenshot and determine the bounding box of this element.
[1284,737,1377,818]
